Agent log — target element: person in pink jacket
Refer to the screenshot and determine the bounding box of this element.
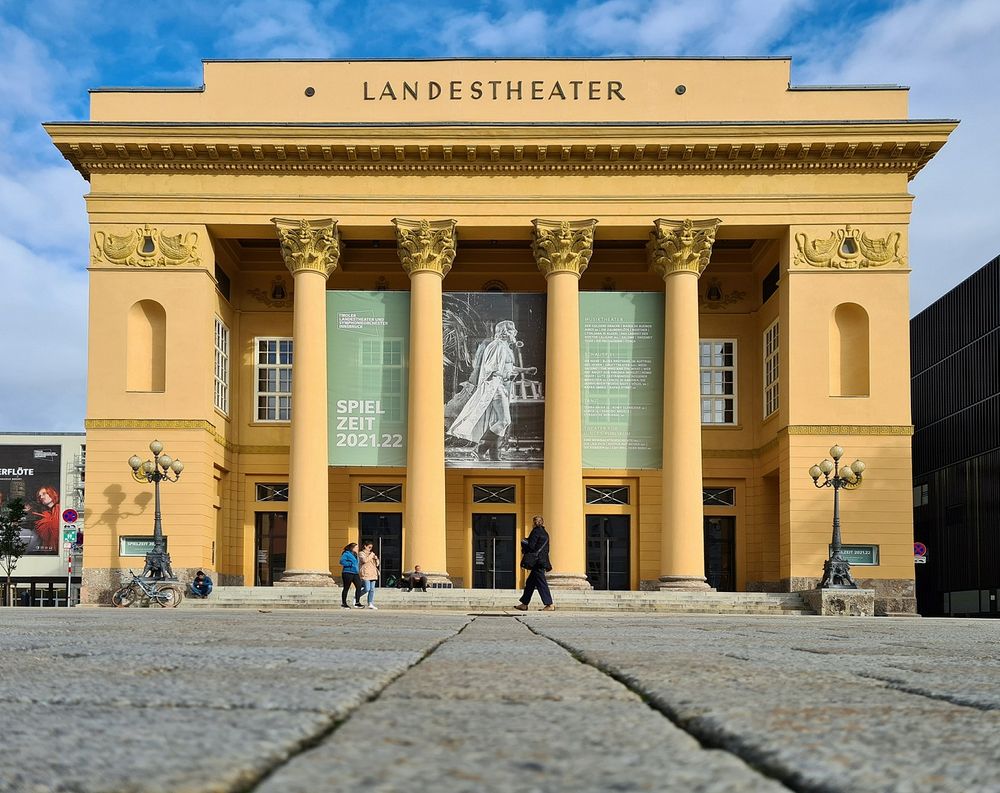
[358,541,381,610]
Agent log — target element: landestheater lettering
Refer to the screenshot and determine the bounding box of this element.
[363,79,626,101]
[46,58,954,613]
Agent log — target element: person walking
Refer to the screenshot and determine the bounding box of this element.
[339,543,365,609]
[514,515,554,611]
[358,540,380,610]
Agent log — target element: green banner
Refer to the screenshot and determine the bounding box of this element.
[580,293,663,469]
[327,292,409,466]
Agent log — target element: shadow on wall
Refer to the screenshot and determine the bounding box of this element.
[83,484,152,592]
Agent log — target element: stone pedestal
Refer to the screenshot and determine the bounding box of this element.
[800,588,875,617]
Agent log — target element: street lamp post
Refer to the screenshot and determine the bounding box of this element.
[128,440,184,581]
[809,443,867,589]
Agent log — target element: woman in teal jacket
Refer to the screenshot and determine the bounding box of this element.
[339,543,365,609]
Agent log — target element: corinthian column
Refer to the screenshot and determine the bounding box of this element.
[532,218,597,589]
[393,218,457,587]
[648,218,721,590]
[272,217,341,586]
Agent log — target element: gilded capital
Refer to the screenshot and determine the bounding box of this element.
[393,218,457,277]
[271,217,341,277]
[647,218,721,279]
[531,218,598,278]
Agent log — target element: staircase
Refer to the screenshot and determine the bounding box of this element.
[181,587,812,615]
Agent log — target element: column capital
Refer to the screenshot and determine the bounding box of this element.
[393,218,457,277]
[531,218,598,278]
[647,218,721,279]
[272,217,341,277]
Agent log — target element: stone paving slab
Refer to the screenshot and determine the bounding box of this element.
[258,616,786,793]
[528,615,1000,793]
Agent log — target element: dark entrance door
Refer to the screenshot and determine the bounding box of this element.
[585,515,631,590]
[472,514,517,589]
[704,516,736,592]
[254,511,287,586]
[359,512,403,585]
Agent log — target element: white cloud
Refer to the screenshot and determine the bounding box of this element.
[217,0,349,58]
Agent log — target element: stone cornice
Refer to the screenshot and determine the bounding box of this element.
[392,218,457,277]
[531,218,597,278]
[272,217,341,277]
[46,122,952,181]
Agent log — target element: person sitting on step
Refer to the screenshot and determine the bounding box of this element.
[401,565,428,592]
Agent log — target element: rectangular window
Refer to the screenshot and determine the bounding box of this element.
[472,484,516,504]
[703,487,736,507]
[359,337,404,422]
[214,317,230,415]
[256,483,289,502]
[763,320,780,419]
[360,484,403,503]
[585,486,630,505]
[700,339,737,425]
[913,483,929,507]
[255,337,293,422]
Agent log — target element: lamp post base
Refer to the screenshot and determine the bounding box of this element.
[658,575,714,592]
[819,557,858,589]
[274,570,336,587]
[142,551,174,581]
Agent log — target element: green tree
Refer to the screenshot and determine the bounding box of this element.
[0,498,28,607]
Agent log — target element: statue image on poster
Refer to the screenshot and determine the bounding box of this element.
[0,446,61,555]
[443,293,546,468]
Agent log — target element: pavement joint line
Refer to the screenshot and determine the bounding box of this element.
[852,672,999,712]
[515,617,812,793]
[236,616,475,793]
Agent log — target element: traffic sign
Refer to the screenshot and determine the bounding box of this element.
[914,541,928,558]
[62,508,78,524]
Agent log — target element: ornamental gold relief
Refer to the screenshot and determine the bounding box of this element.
[91,224,202,268]
[272,217,341,277]
[392,218,458,277]
[647,218,721,278]
[531,218,597,277]
[793,225,906,270]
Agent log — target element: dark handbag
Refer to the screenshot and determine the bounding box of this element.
[520,537,548,570]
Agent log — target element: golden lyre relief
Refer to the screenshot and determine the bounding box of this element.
[647,218,721,278]
[392,218,458,277]
[271,217,341,277]
[91,225,200,268]
[531,218,598,277]
[794,225,906,269]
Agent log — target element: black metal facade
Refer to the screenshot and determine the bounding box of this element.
[911,254,1000,616]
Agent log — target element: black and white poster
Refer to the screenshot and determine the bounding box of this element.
[443,293,546,468]
[0,446,61,555]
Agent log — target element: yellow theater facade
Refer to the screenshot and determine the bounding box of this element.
[46,58,953,612]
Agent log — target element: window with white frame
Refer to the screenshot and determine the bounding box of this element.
[763,320,780,418]
[255,337,293,421]
[360,337,404,421]
[700,339,737,425]
[214,317,230,415]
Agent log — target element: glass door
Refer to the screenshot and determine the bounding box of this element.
[585,515,631,590]
[472,514,517,589]
[359,512,403,584]
[254,511,287,586]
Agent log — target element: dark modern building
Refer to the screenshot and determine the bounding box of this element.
[912,254,1000,616]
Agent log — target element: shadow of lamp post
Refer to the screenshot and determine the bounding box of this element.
[128,440,184,581]
[809,444,867,589]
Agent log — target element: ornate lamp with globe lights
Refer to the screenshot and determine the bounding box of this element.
[128,440,184,580]
[809,444,867,589]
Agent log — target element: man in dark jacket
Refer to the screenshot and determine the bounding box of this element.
[514,515,554,611]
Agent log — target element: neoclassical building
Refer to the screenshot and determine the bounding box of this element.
[47,59,954,612]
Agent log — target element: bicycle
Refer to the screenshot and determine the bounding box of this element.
[111,570,184,608]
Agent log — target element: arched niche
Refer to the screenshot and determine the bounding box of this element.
[830,302,870,396]
[126,300,166,392]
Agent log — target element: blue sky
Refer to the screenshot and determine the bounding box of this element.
[1,0,998,431]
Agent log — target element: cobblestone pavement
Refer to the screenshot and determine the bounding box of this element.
[2,610,998,793]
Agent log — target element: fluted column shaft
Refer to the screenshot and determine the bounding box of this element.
[649,218,721,590]
[394,218,456,586]
[532,219,597,589]
[272,217,341,586]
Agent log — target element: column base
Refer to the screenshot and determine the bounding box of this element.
[547,573,593,590]
[658,575,715,592]
[420,572,453,589]
[274,570,336,587]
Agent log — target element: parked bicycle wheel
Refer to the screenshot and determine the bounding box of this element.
[154,586,183,608]
[112,584,137,608]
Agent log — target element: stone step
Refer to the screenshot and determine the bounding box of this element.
[180,587,811,615]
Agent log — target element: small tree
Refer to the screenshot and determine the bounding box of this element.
[0,498,28,606]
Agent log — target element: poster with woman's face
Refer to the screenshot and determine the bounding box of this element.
[0,446,61,555]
